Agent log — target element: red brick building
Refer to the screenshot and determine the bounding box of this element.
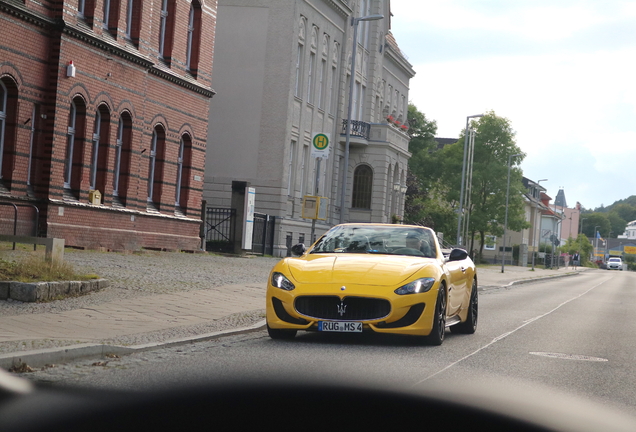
[0,0,216,251]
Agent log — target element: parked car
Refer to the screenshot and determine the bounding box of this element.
[266,223,477,345]
[607,257,623,270]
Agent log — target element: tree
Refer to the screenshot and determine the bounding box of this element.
[580,213,611,238]
[458,111,528,259]
[560,234,593,265]
[404,104,456,233]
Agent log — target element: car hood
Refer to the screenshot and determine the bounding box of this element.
[286,254,433,286]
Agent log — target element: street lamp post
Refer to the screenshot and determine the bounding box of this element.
[339,13,384,224]
[531,179,548,270]
[579,217,587,235]
[456,114,483,246]
[594,225,600,262]
[501,153,522,273]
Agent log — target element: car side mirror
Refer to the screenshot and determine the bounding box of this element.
[291,243,306,256]
[447,248,468,262]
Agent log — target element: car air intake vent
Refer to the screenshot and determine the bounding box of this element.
[295,296,391,321]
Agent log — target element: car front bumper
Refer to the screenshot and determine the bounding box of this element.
[266,283,440,337]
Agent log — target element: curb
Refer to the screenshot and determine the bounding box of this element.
[479,270,582,291]
[0,320,266,370]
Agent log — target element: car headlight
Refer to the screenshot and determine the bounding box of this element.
[271,272,295,291]
[394,278,436,295]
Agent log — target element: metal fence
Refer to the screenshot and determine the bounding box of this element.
[0,201,40,250]
[204,207,236,253]
[204,207,276,255]
[252,212,276,256]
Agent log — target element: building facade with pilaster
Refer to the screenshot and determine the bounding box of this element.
[204,0,415,256]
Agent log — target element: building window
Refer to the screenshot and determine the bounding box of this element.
[299,145,307,197]
[307,52,315,104]
[295,43,304,98]
[159,0,175,63]
[125,0,141,46]
[26,104,39,192]
[113,112,133,206]
[485,236,497,250]
[147,126,166,210]
[0,81,7,183]
[0,77,19,189]
[78,0,85,17]
[64,98,87,197]
[89,110,101,190]
[352,165,373,209]
[329,65,337,115]
[103,0,111,30]
[175,134,192,214]
[287,140,295,195]
[317,58,326,110]
[89,106,110,196]
[186,2,202,76]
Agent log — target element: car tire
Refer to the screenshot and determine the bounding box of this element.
[266,324,297,340]
[424,286,446,346]
[452,279,478,334]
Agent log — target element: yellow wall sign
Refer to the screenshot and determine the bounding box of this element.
[302,196,329,220]
[624,245,636,255]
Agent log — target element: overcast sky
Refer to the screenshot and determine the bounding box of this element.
[389,0,636,210]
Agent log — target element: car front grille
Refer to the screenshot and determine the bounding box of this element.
[295,296,391,321]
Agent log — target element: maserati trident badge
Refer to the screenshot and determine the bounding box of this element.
[337,301,347,316]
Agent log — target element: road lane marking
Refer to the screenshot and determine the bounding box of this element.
[529,352,608,362]
[412,277,612,387]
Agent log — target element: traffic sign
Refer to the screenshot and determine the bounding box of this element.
[311,133,330,158]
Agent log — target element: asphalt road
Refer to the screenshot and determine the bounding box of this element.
[19,270,636,418]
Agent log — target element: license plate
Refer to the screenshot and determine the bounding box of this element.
[318,321,363,332]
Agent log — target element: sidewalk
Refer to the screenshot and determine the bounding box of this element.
[0,255,588,369]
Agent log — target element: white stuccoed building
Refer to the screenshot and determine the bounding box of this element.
[204,0,415,256]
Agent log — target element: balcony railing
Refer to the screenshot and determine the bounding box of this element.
[341,119,371,140]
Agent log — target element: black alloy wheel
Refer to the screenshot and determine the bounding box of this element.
[452,279,478,334]
[424,286,447,346]
[266,324,297,340]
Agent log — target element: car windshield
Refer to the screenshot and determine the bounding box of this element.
[310,225,437,257]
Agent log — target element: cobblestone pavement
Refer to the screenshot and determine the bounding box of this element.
[0,250,280,353]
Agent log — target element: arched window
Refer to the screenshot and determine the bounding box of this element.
[0,77,24,191]
[89,105,110,196]
[352,164,373,209]
[175,134,192,214]
[147,125,165,211]
[113,112,133,206]
[0,80,8,185]
[186,1,202,76]
[64,97,87,198]
[295,17,306,98]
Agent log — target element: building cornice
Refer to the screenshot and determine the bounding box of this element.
[322,0,352,18]
[0,0,52,29]
[0,1,215,98]
[385,43,416,78]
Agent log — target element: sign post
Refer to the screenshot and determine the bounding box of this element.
[242,187,256,250]
[307,133,330,242]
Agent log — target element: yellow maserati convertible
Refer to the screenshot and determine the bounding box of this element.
[266,223,477,345]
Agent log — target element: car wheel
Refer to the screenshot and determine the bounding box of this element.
[452,279,478,334]
[266,324,297,340]
[424,286,446,346]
